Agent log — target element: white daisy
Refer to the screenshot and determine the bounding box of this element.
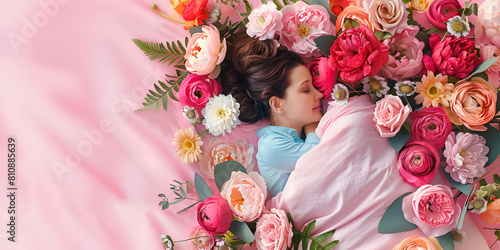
[206,3,221,24]
[362,75,389,97]
[182,106,200,124]
[468,196,488,214]
[202,94,241,136]
[447,16,470,38]
[395,81,416,96]
[331,84,349,106]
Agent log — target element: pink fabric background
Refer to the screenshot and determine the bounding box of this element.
[0,0,497,249]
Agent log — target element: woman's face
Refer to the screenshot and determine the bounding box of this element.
[278,64,323,129]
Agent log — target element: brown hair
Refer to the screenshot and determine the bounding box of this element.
[221,33,304,124]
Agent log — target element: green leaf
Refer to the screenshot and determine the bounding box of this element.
[388,125,411,153]
[475,124,500,167]
[494,174,500,184]
[229,220,255,243]
[402,0,411,3]
[495,230,500,240]
[273,0,283,10]
[315,230,335,244]
[214,161,248,191]
[373,31,393,40]
[442,168,472,195]
[194,173,212,201]
[302,236,310,250]
[179,185,186,197]
[343,18,360,30]
[313,35,336,57]
[158,193,166,198]
[177,201,200,213]
[479,178,488,187]
[458,184,476,230]
[162,202,169,210]
[159,200,166,206]
[132,39,186,66]
[436,232,455,250]
[323,240,339,249]
[189,25,203,36]
[137,71,188,112]
[472,3,478,15]
[305,220,316,236]
[463,7,473,16]
[242,0,252,13]
[467,58,498,80]
[378,192,417,234]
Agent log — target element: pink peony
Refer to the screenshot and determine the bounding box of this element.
[329,25,389,83]
[443,132,489,184]
[246,2,283,40]
[279,1,335,57]
[410,107,453,150]
[402,184,461,237]
[373,95,411,137]
[254,208,293,250]
[309,57,337,98]
[186,226,215,250]
[423,34,479,79]
[196,196,233,235]
[480,45,500,88]
[368,0,408,34]
[397,141,440,187]
[199,138,255,179]
[380,27,425,81]
[426,0,462,30]
[475,0,500,48]
[185,25,227,78]
[220,171,267,222]
[178,74,222,111]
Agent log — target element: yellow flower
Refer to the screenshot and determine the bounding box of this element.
[415,71,454,108]
[172,127,203,163]
[408,0,433,13]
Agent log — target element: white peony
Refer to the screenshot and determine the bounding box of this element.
[202,94,241,136]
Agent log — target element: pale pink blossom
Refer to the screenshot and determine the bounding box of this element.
[186,226,215,250]
[185,25,227,78]
[480,44,500,88]
[373,95,411,137]
[368,0,408,34]
[254,208,293,250]
[380,27,424,81]
[402,184,461,237]
[220,171,267,222]
[200,138,255,179]
[246,2,283,40]
[279,1,335,57]
[475,0,500,48]
[443,132,489,184]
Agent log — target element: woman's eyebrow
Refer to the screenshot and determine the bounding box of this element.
[298,79,311,86]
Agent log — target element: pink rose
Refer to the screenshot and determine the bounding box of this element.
[368,0,408,34]
[254,208,293,250]
[246,2,283,40]
[220,171,267,222]
[397,141,440,187]
[185,25,227,78]
[423,34,479,79]
[329,25,389,83]
[402,184,461,237]
[186,226,215,250]
[443,132,488,184]
[480,45,500,88]
[475,0,500,48]
[200,138,255,179]
[410,107,453,150]
[196,196,233,235]
[309,57,337,98]
[426,0,462,30]
[279,1,335,57]
[179,74,222,111]
[373,95,411,137]
[380,27,425,81]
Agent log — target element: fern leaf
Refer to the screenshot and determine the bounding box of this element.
[177,40,186,53]
[132,39,186,66]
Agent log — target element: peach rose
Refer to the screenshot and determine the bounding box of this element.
[220,171,267,222]
[185,25,227,78]
[480,45,500,88]
[336,6,375,33]
[408,0,433,13]
[393,236,440,250]
[373,95,411,137]
[186,226,215,250]
[368,0,408,34]
[200,138,255,179]
[254,208,293,250]
[480,198,500,225]
[449,77,498,131]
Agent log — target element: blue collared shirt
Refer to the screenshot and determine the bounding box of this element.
[256,126,320,197]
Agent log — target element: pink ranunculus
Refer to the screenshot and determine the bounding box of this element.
[246,2,283,40]
[410,107,453,150]
[397,141,440,187]
[380,27,425,81]
[200,138,255,179]
[185,25,227,78]
[220,171,267,222]
[423,34,479,79]
[480,45,500,88]
[426,0,462,30]
[443,132,489,184]
[368,0,408,34]
[196,196,233,235]
[475,0,500,48]
[279,1,335,57]
[178,74,222,110]
[373,95,411,137]
[254,208,293,250]
[309,57,337,98]
[402,184,461,237]
[329,25,390,83]
[186,226,215,250]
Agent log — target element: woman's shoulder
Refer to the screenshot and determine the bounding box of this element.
[256,126,298,140]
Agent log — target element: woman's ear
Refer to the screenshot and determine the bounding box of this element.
[269,96,285,114]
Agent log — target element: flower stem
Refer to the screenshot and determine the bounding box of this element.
[151,4,185,24]
[199,129,209,139]
[174,236,211,243]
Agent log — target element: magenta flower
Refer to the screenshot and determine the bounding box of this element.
[309,57,337,98]
[196,196,233,235]
[426,0,462,30]
[397,141,440,187]
[178,74,222,111]
[410,107,453,150]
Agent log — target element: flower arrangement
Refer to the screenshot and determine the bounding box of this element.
[133,0,500,248]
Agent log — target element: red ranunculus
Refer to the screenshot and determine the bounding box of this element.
[410,107,453,150]
[197,196,233,235]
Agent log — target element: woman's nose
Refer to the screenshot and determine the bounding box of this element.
[313,87,323,99]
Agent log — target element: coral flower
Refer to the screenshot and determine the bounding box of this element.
[481,199,500,225]
[172,127,204,163]
[415,71,454,108]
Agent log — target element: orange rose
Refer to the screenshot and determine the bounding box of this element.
[329,0,362,15]
[393,236,442,250]
[335,6,375,34]
[449,77,498,131]
[481,199,500,225]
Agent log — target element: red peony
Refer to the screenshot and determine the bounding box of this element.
[309,57,337,98]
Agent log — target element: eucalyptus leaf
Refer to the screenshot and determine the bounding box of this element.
[313,35,336,57]
[388,126,411,153]
[378,192,417,234]
[436,232,455,250]
[214,161,248,191]
[467,58,498,79]
[195,173,212,201]
[475,124,500,167]
[158,193,166,198]
[458,184,476,230]
[442,168,471,195]
[229,220,255,243]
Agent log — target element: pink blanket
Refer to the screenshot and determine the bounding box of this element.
[277,95,489,249]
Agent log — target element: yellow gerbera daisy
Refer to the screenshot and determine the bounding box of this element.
[415,71,454,107]
[172,127,203,163]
